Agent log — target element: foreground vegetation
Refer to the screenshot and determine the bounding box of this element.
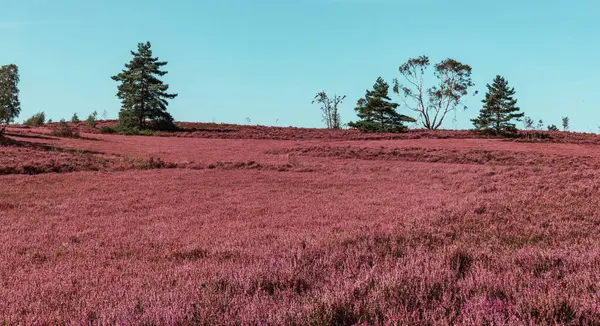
[0,126,599,324]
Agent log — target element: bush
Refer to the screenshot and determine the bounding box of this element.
[116,127,140,135]
[547,124,559,131]
[23,112,46,127]
[475,126,518,138]
[100,124,154,136]
[136,129,159,136]
[71,113,80,123]
[118,110,138,130]
[51,119,79,138]
[86,111,98,129]
[117,108,178,132]
[116,127,158,136]
[99,126,117,134]
[348,120,408,133]
[151,115,178,131]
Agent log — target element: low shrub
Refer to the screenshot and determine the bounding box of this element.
[23,112,46,127]
[99,124,155,136]
[51,119,79,138]
[348,120,408,133]
[117,127,142,136]
[113,126,159,136]
[151,117,178,131]
[99,126,117,134]
[86,111,98,129]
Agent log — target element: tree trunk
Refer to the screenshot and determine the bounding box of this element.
[496,109,500,133]
[140,67,146,128]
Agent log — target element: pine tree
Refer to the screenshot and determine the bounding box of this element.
[112,42,177,130]
[348,77,415,132]
[561,116,569,131]
[0,64,21,133]
[472,75,523,133]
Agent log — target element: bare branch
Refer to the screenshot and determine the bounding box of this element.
[312,91,345,129]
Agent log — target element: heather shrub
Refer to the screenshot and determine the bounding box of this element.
[134,157,175,169]
[115,110,176,134]
[172,248,209,261]
[113,126,159,136]
[449,248,473,278]
[7,129,600,324]
[151,116,178,131]
[136,129,160,136]
[349,120,409,133]
[116,127,139,135]
[51,119,79,138]
[99,125,117,134]
[23,111,46,126]
[118,127,146,136]
[308,300,359,326]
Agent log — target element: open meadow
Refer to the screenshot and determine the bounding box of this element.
[1,123,600,325]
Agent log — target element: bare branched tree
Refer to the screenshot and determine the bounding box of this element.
[393,56,475,130]
[561,116,570,131]
[537,119,544,130]
[312,91,346,129]
[523,116,534,130]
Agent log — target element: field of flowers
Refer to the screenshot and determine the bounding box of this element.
[1,124,600,324]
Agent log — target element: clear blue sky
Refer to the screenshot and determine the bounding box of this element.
[1,0,598,131]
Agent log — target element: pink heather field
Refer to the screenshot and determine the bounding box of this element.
[2,124,600,325]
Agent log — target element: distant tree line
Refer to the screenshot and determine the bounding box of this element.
[313,55,575,136]
[315,56,477,133]
[1,41,179,136]
[0,46,576,137]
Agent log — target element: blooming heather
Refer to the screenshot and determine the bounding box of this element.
[1,127,600,324]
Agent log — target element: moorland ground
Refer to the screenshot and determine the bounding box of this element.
[1,123,600,325]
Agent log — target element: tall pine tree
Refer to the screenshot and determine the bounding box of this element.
[348,77,415,132]
[0,64,21,133]
[112,42,177,130]
[472,75,523,133]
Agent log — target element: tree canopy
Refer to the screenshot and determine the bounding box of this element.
[0,64,21,132]
[393,56,475,130]
[472,75,523,133]
[348,77,415,133]
[112,42,177,130]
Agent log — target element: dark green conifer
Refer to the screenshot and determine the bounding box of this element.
[112,42,177,130]
[348,77,415,132]
[472,75,523,133]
